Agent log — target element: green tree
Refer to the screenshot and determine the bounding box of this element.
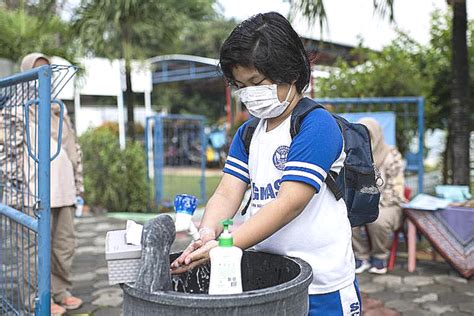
[315,35,432,154]
[73,0,215,140]
[294,0,471,185]
[178,16,238,59]
[450,0,470,185]
[0,6,73,62]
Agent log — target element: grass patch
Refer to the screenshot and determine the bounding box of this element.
[163,174,221,203]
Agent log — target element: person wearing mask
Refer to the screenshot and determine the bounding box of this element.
[171,13,361,315]
[352,117,406,274]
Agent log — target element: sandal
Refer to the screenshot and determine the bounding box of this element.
[60,295,83,310]
[51,303,66,316]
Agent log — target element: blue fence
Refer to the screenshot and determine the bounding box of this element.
[145,114,206,208]
[314,96,425,194]
[0,65,54,315]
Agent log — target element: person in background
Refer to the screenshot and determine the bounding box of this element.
[352,117,406,274]
[20,53,84,315]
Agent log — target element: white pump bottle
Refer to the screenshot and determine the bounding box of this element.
[208,219,243,295]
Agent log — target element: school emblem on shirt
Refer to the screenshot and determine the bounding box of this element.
[272,145,289,171]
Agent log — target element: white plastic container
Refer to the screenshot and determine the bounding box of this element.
[105,230,142,285]
[208,219,243,295]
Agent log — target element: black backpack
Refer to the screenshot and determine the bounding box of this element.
[241,97,380,227]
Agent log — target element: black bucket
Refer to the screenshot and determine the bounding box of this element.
[122,250,312,315]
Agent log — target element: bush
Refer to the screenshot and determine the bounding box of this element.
[79,127,148,212]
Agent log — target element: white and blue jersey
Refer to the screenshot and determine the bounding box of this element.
[223,108,356,295]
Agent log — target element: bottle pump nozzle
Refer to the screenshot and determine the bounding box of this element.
[219,219,233,247]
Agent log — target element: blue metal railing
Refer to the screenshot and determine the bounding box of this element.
[145,114,206,208]
[0,65,52,315]
[314,96,425,193]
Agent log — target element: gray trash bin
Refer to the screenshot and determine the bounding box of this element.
[122,250,312,315]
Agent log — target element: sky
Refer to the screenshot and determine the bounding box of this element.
[217,0,474,50]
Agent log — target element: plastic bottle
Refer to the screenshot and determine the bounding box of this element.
[75,196,84,218]
[208,219,243,295]
[174,194,200,240]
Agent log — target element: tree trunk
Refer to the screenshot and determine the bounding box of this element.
[450,0,471,185]
[122,21,135,141]
[125,59,135,141]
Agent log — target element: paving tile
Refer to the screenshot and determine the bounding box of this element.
[76,231,98,239]
[91,294,123,308]
[92,307,123,316]
[384,300,417,312]
[438,293,474,305]
[403,276,434,287]
[412,293,438,303]
[359,282,385,294]
[393,284,418,293]
[71,272,97,282]
[418,284,453,294]
[372,275,402,286]
[402,310,433,316]
[458,302,474,314]
[93,280,111,289]
[91,287,122,298]
[95,267,109,275]
[363,307,400,316]
[421,303,455,315]
[434,275,468,286]
[370,291,401,303]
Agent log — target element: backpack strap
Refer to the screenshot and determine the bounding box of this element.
[241,118,260,216]
[290,98,343,201]
[290,97,324,138]
[242,117,260,156]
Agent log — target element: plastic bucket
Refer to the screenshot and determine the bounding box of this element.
[122,250,312,315]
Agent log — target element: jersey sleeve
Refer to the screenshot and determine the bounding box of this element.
[222,121,251,184]
[281,109,343,192]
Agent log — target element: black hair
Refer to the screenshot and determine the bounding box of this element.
[219,12,311,93]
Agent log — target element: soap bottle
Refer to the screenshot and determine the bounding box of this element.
[208,219,243,295]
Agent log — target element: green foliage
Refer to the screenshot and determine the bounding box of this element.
[73,0,216,60]
[79,126,148,212]
[0,7,74,62]
[178,16,238,59]
[315,10,474,153]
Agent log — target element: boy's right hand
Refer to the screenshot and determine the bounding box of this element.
[170,226,216,272]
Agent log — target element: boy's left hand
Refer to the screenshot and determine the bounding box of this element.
[170,240,218,274]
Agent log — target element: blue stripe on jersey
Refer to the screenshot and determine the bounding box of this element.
[282,108,343,192]
[283,165,325,182]
[226,156,249,174]
[223,167,250,184]
[280,174,321,192]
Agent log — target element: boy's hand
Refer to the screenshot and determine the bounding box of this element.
[170,240,218,274]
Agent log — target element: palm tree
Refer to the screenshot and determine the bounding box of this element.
[74,0,214,141]
[293,0,471,185]
[449,0,470,185]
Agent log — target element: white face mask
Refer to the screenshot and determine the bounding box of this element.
[234,84,292,119]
